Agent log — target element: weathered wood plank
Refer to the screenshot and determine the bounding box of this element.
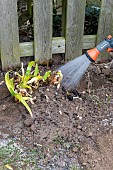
[83,35,96,49]
[65,0,86,60]
[97,0,113,58]
[33,0,52,63]
[52,37,65,53]
[19,42,34,57]
[19,37,65,57]
[0,0,20,70]
[19,35,96,57]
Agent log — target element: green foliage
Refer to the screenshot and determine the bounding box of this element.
[53,0,62,37]
[5,61,63,117]
[5,61,52,117]
[5,71,33,117]
[0,141,40,169]
[84,5,100,35]
[70,165,81,170]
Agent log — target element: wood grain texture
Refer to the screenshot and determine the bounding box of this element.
[65,0,86,60]
[97,0,113,58]
[19,37,65,57]
[19,35,96,57]
[0,0,20,70]
[83,35,96,49]
[33,0,52,63]
[62,0,67,37]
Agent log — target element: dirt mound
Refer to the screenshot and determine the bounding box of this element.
[0,63,113,169]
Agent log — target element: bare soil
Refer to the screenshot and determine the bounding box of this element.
[0,58,113,170]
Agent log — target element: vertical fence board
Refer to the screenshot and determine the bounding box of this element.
[97,0,113,59]
[62,0,67,37]
[27,0,32,17]
[33,0,52,63]
[65,0,86,60]
[0,0,20,70]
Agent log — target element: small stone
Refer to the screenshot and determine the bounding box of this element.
[86,131,93,137]
[55,92,58,96]
[59,110,62,115]
[64,142,71,149]
[82,162,87,166]
[94,159,98,163]
[2,105,6,110]
[77,126,82,130]
[24,118,34,127]
[30,124,36,132]
[72,146,78,153]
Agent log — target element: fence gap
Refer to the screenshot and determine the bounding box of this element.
[0,0,20,70]
[97,0,113,59]
[33,0,52,64]
[64,0,86,60]
[53,0,62,37]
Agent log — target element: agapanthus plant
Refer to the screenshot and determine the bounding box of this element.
[5,61,63,117]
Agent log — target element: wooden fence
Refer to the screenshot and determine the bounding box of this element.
[0,0,113,70]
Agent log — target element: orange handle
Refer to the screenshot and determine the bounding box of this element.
[86,48,100,62]
[107,48,113,52]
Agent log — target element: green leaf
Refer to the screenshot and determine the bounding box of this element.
[19,84,31,89]
[23,75,32,84]
[22,97,31,100]
[15,93,33,117]
[10,88,16,96]
[5,71,33,117]
[43,71,51,81]
[23,61,36,83]
[15,72,23,79]
[5,72,15,95]
[33,63,39,77]
[25,61,35,77]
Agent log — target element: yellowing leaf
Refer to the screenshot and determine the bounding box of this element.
[19,84,31,89]
[27,76,42,84]
[5,164,13,170]
[5,72,33,117]
[5,72,15,95]
[23,74,32,84]
[22,97,31,100]
[15,72,23,79]
[15,93,33,117]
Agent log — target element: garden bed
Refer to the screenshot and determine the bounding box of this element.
[0,58,113,170]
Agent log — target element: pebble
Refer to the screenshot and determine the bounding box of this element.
[82,162,87,166]
[64,143,71,149]
[24,118,34,127]
[30,124,36,132]
[72,146,78,153]
[86,131,93,137]
[77,126,82,130]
